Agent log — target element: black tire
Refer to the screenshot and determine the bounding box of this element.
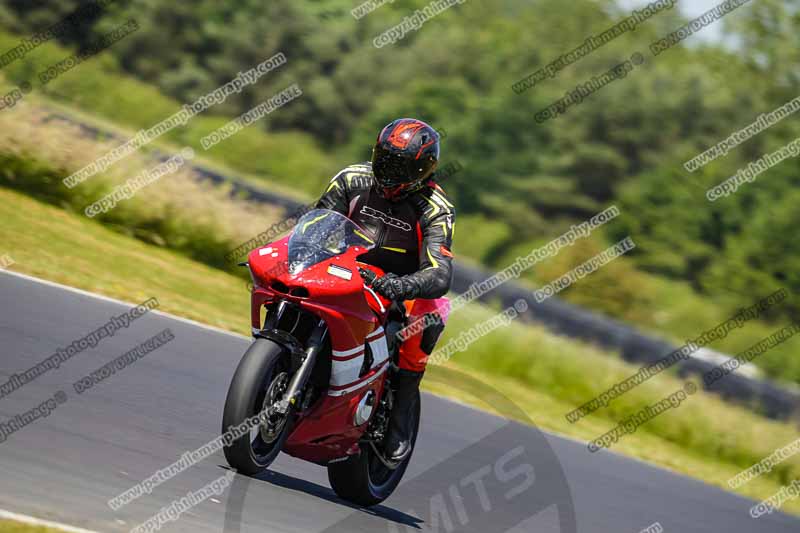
[222,338,293,476]
[327,389,420,506]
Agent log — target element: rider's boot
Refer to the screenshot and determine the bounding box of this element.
[385,368,423,462]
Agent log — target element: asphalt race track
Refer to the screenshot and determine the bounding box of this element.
[0,271,797,533]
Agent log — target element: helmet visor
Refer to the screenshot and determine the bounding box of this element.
[372,148,415,188]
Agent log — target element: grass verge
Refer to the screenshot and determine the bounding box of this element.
[0,521,65,533]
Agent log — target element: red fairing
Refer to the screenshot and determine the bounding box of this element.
[248,239,388,351]
[283,365,388,463]
[246,238,395,463]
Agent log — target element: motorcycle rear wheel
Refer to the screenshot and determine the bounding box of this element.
[222,338,293,475]
[327,389,420,506]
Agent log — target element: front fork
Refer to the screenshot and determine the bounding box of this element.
[256,300,328,415]
[265,309,327,416]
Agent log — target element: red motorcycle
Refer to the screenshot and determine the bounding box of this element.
[222,209,447,506]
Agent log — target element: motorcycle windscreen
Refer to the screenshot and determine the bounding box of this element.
[287,209,375,275]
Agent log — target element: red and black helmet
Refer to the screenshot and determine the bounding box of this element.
[371,118,440,200]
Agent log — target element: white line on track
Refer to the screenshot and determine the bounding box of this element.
[0,269,248,340]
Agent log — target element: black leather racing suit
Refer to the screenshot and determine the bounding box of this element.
[315,162,455,299]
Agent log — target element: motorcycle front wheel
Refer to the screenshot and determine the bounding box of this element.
[327,389,420,506]
[222,338,293,475]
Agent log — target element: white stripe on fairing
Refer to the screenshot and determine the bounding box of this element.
[370,335,390,366]
[330,327,391,387]
[332,345,365,357]
[327,362,389,397]
[330,356,365,386]
[329,324,383,356]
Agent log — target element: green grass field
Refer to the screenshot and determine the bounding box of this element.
[2,186,798,517]
[0,521,64,533]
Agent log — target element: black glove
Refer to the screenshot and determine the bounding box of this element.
[370,272,419,301]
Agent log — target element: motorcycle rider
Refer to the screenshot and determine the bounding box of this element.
[316,118,455,462]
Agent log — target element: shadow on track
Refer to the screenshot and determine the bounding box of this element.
[220,465,424,532]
